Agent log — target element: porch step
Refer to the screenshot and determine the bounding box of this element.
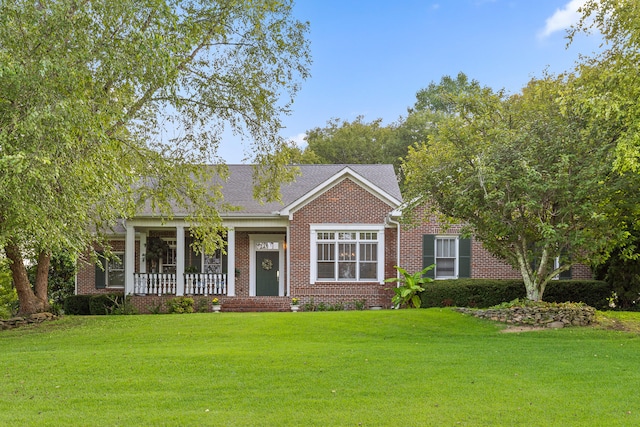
[220,297,292,312]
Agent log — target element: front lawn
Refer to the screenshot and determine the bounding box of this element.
[1,309,639,426]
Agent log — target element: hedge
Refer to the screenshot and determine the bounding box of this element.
[88,294,124,315]
[63,295,92,315]
[420,279,611,309]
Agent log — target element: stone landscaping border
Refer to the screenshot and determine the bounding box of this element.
[455,304,596,328]
[0,312,57,331]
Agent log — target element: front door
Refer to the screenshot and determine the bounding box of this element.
[256,251,279,296]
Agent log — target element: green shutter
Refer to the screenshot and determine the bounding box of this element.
[559,267,572,280]
[559,249,572,279]
[458,238,471,278]
[422,235,435,279]
[95,252,106,289]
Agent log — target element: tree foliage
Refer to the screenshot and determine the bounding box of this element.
[570,0,640,173]
[0,0,310,314]
[303,116,402,165]
[403,75,625,301]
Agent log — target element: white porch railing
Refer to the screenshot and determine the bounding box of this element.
[184,273,226,295]
[134,273,176,295]
[133,273,226,296]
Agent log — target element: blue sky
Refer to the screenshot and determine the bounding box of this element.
[221,0,601,163]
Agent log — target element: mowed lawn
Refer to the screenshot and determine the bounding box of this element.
[1,309,640,426]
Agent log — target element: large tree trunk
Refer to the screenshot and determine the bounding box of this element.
[4,243,50,315]
[516,250,543,302]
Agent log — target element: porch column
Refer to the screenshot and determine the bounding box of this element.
[176,225,185,296]
[226,228,235,296]
[125,224,135,295]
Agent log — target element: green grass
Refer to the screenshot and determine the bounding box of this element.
[1,309,640,426]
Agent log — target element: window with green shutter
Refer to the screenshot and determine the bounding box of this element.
[422,235,471,279]
[95,252,106,289]
[422,235,435,279]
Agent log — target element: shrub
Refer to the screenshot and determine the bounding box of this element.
[593,238,640,311]
[64,295,92,315]
[302,298,316,312]
[196,298,209,313]
[543,280,611,310]
[0,269,18,318]
[420,279,610,309]
[89,294,124,315]
[420,279,525,308]
[385,265,434,308]
[109,295,137,315]
[166,297,194,314]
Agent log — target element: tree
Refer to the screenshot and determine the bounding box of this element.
[27,250,77,312]
[403,75,624,301]
[303,116,399,165]
[570,0,640,173]
[0,0,310,315]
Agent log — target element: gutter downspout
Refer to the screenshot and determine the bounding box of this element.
[386,215,401,277]
[386,214,402,309]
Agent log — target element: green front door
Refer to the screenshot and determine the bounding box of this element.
[256,251,279,296]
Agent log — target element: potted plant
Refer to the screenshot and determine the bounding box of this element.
[290,297,300,312]
[211,297,221,313]
[146,237,170,273]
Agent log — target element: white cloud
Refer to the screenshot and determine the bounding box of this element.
[538,0,587,39]
[286,133,307,148]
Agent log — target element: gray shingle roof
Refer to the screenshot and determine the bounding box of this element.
[138,164,402,217]
[220,164,402,216]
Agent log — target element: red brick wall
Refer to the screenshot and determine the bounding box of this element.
[289,178,396,308]
[76,240,139,295]
[401,204,592,280]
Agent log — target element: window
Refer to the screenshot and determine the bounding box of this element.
[435,237,457,278]
[422,235,471,279]
[107,252,125,288]
[203,250,225,274]
[311,226,384,282]
[162,238,177,273]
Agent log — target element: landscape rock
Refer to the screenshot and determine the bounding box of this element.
[0,312,57,331]
[456,304,595,328]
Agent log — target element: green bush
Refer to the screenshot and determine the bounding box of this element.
[0,269,18,318]
[544,280,611,310]
[89,294,124,315]
[420,279,525,308]
[166,297,194,314]
[63,295,92,315]
[420,279,610,309]
[593,245,640,311]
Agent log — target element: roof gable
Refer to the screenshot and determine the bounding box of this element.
[279,166,402,216]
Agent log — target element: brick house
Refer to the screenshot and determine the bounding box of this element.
[76,164,591,312]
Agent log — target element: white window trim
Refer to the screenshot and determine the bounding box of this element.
[310,224,385,284]
[434,236,459,280]
[107,251,125,289]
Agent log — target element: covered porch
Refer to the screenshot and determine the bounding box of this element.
[123,222,237,297]
[122,219,289,298]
